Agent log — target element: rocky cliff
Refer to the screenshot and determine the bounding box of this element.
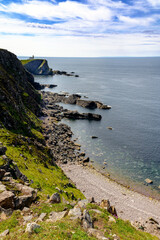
[0,49,41,132]
[22,59,53,75]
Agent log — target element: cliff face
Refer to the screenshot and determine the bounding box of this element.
[0,49,41,132]
[23,59,53,75]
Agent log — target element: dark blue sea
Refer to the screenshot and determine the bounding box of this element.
[34,57,160,199]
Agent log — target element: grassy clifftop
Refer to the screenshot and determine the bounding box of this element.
[21,58,53,75]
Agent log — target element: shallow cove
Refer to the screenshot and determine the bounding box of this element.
[35,57,160,199]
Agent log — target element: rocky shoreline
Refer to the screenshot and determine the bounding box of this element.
[40,89,160,238]
[41,91,103,165]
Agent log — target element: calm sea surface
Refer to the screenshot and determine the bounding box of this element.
[35,57,160,199]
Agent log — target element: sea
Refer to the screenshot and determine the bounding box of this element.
[33,57,160,199]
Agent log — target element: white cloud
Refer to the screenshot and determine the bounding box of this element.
[119,15,156,26]
[0,32,160,57]
[147,0,160,6]
[0,0,112,21]
[0,0,159,56]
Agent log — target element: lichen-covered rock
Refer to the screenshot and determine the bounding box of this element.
[25,222,40,234]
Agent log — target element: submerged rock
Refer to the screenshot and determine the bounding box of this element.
[145,178,153,184]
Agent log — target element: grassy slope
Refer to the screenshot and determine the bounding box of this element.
[0,111,158,240]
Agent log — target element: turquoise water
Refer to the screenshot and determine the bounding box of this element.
[35,57,160,199]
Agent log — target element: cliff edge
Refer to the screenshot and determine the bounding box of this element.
[22,59,53,75]
[0,49,41,132]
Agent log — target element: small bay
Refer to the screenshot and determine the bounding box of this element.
[35,57,160,199]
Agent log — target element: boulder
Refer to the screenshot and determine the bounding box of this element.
[82,209,93,229]
[47,211,67,222]
[63,94,81,104]
[83,157,90,163]
[25,222,40,234]
[49,193,61,204]
[0,229,9,238]
[23,215,33,223]
[145,178,153,184]
[0,191,15,209]
[68,206,82,219]
[36,213,47,222]
[77,199,89,209]
[88,228,108,239]
[76,100,97,109]
[95,101,111,109]
[100,199,110,210]
[0,182,6,191]
[13,183,37,200]
[14,195,34,209]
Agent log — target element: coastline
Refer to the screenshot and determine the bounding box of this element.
[60,161,160,221]
[41,89,160,222]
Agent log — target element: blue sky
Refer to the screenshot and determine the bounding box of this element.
[0,0,160,56]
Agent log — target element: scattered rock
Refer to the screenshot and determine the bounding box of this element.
[68,206,82,219]
[23,215,33,223]
[100,199,110,210]
[49,193,61,204]
[88,228,108,239]
[0,182,6,191]
[22,207,30,213]
[25,222,40,234]
[47,211,67,222]
[37,213,47,222]
[108,206,118,217]
[82,209,93,229]
[76,100,97,109]
[145,178,153,184]
[0,229,9,238]
[0,191,15,209]
[91,136,98,139]
[77,199,89,208]
[109,215,116,223]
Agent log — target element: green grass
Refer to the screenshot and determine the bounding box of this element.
[21,59,34,65]
[0,211,21,234]
[86,204,158,240]
[0,127,84,200]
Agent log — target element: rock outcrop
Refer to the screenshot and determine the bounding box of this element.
[0,152,37,210]
[23,59,53,75]
[0,49,41,131]
[44,92,111,110]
